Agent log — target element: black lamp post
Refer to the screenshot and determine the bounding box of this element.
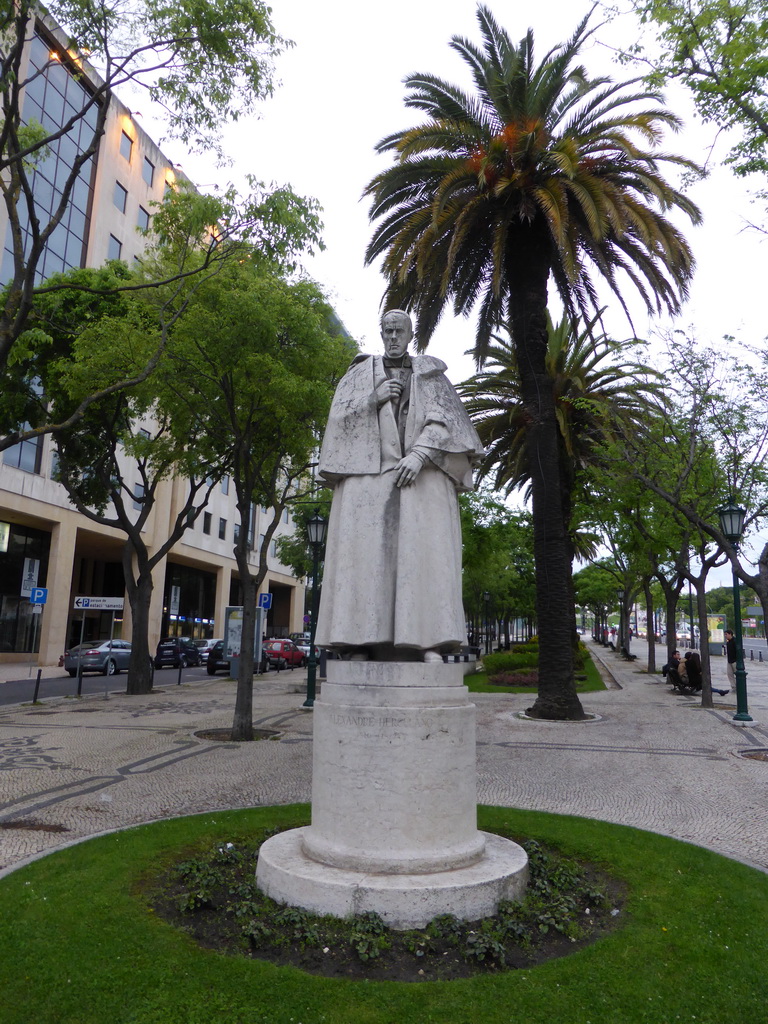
[303,510,327,709]
[616,589,624,650]
[718,498,752,723]
[483,591,491,655]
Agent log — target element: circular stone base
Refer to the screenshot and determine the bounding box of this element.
[515,711,602,723]
[256,828,529,930]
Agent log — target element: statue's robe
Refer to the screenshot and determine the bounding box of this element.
[316,354,483,654]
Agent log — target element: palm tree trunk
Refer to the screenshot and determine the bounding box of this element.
[506,232,585,720]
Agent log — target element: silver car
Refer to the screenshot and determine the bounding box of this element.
[193,638,221,663]
[64,640,132,677]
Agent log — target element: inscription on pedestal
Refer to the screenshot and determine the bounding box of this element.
[329,712,436,743]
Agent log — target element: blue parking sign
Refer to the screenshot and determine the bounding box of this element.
[257,593,272,610]
[30,588,48,604]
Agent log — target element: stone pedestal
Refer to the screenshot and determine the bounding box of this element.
[256,661,528,930]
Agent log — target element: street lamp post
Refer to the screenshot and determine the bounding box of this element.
[303,510,327,709]
[718,498,752,724]
[483,591,491,655]
[616,589,623,650]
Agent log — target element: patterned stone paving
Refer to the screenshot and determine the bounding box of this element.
[0,650,766,876]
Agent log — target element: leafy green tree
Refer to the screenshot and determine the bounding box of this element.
[274,492,333,585]
[364,6,700,719]
[623,1,768,179]
[617,335,768,633]
[460,490,536,648]
[1,0,309,440]
[25,265,219,693]
[573,560,619,638]
[164,265,353,740]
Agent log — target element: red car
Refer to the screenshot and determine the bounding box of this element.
[263,639,306,668]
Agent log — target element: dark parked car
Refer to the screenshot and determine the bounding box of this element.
[64,640,132,677]
[154,637,202,669]
[206,640,284,676]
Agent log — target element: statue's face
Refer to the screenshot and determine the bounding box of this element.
[381,313,412,358]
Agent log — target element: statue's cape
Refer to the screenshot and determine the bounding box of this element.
[319,354,484,490]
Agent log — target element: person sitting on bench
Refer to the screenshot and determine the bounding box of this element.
[662,650,683,687]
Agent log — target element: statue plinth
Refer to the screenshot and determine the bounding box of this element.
[256,661,528,929]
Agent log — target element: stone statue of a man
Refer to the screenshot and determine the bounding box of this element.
[315,309,484,662]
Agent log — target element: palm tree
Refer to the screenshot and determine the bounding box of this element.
[461,311,659,518]
[461,311,660,655]
[364,6,700,719]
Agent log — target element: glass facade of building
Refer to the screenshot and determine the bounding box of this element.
[1,30,99,286]
[0,521,50,653]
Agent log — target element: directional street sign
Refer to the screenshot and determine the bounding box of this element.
[30,588,48,604]
[73,596,125,611]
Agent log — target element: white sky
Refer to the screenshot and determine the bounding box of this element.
[148,0,767,587]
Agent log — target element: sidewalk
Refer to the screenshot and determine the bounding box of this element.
[1,643,767,878]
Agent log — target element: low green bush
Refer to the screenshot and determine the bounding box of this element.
[483,651,538,674]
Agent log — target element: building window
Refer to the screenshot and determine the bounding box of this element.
[203,512,211,535]
[233,523,240,543]
[120,131,133,161]
[107,234,122,260]
[2,31,99,286]
[132,482,145,511]
[270,539,277,558]
[137,205,150,231]
[221,475,229,495]
[113,181,127,213]
[218,517,226,540]
[142,157,154,186]
[3,435,42,474]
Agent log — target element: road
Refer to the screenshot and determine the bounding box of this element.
[0,659,307,708]
[0,664,212,706]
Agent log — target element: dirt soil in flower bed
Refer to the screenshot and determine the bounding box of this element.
[488,671,539,687]
[144,832,626,983]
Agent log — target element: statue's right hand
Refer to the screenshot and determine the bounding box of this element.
[375,379,403,407]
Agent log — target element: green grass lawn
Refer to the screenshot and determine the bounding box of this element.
[1,804,765,1024]
[466,648,605,694]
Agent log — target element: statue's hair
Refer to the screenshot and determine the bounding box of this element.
[380,308,412,330]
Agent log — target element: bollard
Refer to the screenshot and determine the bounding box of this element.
[77,662,83,697]
[177,660,183,686]
[32,669,42,703]
[750,649,754,661]
[760,650,764,662]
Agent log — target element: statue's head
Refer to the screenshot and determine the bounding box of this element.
[380,309,412,359]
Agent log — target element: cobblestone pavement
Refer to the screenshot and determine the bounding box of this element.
[0,646,766,877]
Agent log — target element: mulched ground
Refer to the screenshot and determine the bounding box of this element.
[144,834,626,983]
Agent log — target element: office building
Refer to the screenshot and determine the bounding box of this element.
[0,9,308,665]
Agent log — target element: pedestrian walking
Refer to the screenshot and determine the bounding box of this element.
[724,629,737,692]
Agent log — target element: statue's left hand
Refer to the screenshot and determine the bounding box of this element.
[394,452,424,488]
